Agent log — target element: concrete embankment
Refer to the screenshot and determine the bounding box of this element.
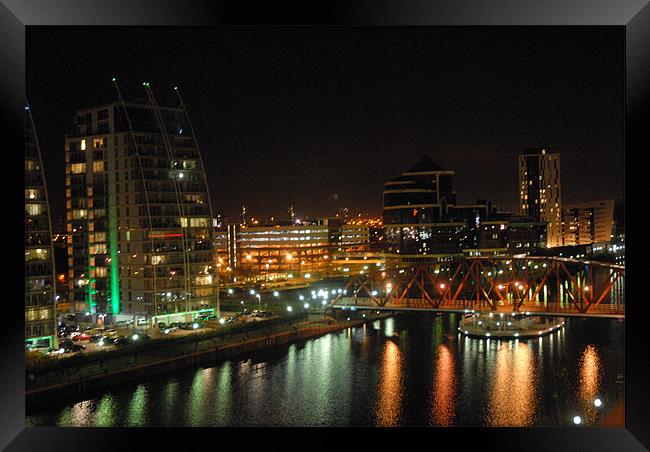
[26,313,391,408]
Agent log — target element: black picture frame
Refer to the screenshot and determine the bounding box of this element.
[2,0,649,449]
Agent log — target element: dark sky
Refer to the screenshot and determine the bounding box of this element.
[27,26,624,224]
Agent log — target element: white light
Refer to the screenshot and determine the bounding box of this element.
[98,340,104,346]
[167,292,171,297]
[132,334,139,341]
[304,303,309,309]
[594,398,602,407]
[573,416,582,425]
[304,273,311,279]
[273,291,279,297]
[164,329,170,334]
[514,333,519,337]
[486,333,491,337]
[228,289,234,294]
[192,323,199,329]
[219,318,225,325]
[371,291,378,296]
[250,289,255,295]
[299,295,304,301]
[287,306,293,312]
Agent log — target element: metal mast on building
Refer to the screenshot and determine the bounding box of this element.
[112,78,156,316]
[143,82,192,312]
[173,85,220,317]
[25,99,59,349]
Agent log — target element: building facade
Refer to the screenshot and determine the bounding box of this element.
[25,105,57,348]
[562,199,615,246]
[215,218,373,283]
[519,148,562,247]
[65,92,217,317]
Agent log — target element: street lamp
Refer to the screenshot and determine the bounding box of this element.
[219,317,225,339]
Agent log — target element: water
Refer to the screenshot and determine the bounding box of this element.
[26,313,624,426]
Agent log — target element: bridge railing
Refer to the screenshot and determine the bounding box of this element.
[332,296,624,315]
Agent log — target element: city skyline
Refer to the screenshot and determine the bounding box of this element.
[27,27,624,223]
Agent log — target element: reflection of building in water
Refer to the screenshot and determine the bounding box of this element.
[578,344,602,424]
[488,341,537,426]
[430,344,456,426]
[376,340,403,426]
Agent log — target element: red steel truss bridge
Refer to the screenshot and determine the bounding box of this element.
[331,256,625,318]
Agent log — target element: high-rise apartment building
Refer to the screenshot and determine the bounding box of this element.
[562,199,615,246]
[65,87,217,318]
[519,148,562,247]
[25,105,57,348]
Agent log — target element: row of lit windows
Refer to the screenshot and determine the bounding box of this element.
[70,161,105,174]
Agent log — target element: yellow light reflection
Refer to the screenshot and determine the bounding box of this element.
[578,344,602,424]
[488,341,537,426]
[430,344,456,426]
[375,340,402,426]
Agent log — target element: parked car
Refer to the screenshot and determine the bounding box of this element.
[70,332,92,341]
[113,336,131,346]
[89,334,105,343]
[58,340,85,353]
[161,326,178,335]
[157,322,167,329]
[131,332,151,342]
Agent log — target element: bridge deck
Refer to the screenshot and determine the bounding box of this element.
[332,297,625,319]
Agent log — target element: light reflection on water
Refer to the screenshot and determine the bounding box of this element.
[578,344,602,424]
[487,341,536,426]
[375,340,403,426]
[26,314,623,427]
[429,344,456,426]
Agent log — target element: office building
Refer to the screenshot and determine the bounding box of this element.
[519,148,562,247]
[65,90,217,318]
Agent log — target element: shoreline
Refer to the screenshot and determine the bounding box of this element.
[26,312,392,410]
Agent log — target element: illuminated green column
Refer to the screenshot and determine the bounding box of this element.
[107,143,120,315]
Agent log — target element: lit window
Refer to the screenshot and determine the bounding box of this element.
[93,161,105,172]
[72,209,87,219]
[25,204,43,215]
[95,267,107,277]
[93,137,105,148]
[80,139,86,151]
[25,248,49,261]
[71,163,86,174]
[25,189,39,200]
[195,275,213,285]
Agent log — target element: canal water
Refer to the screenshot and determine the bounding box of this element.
[25,313,624,426]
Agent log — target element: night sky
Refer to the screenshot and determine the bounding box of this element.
[26,27,624,225]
